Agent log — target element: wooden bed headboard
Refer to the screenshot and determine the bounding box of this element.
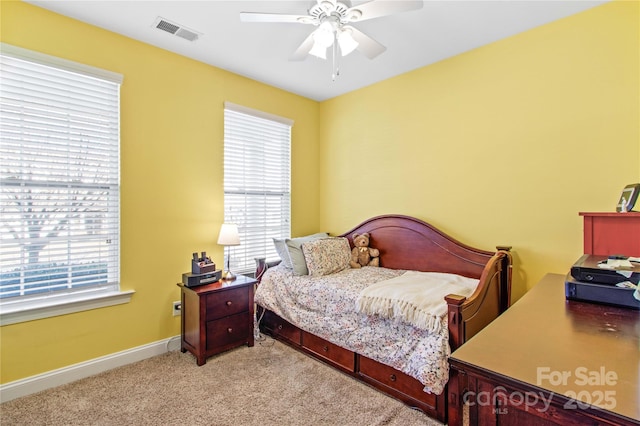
[340,214,494,279]
[256,214,509,280]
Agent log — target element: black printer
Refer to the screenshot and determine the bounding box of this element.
[570,254,640,285]
[565,254,640,310]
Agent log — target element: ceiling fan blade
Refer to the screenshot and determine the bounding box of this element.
[240,12,311,24]
[346,0,423,22]
[289,32,316,61]
[349,26,386,59]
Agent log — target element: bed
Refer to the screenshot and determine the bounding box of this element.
[254,214,512,424]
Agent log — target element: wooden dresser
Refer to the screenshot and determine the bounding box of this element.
[448,273,640,426]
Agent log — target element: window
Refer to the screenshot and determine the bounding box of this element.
[223,102,292,275]
[0,44,129,325]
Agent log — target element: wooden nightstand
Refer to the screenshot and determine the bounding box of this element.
[177,275,256,366]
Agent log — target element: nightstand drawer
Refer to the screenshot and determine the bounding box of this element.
[205,287,249,321]
[206,312,251,350]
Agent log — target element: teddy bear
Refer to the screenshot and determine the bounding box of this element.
[349,232,380,268]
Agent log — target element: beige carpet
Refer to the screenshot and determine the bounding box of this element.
[1,338,443,425]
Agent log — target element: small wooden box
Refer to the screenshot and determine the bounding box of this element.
[192,259,216,274]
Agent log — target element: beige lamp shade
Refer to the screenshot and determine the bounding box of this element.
[218,223,240,280]
[217,224,240,246]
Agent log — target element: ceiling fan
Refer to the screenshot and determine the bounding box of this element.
[240,0,423,61]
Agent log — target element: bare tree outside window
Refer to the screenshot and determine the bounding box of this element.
[0,46,121,302]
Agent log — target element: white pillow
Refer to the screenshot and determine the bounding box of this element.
[272,238,293,269]
[273,233,329,274]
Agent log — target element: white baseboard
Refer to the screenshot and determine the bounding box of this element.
[0,335,182,403]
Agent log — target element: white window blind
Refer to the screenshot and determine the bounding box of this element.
[0,44,122,308]
[223,102,292,275]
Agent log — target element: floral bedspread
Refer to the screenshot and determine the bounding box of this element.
[255,264,455,395]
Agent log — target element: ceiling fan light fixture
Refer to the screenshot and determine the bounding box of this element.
[313,21,335,47]
[337,28,358,56]
[309,41,328,59]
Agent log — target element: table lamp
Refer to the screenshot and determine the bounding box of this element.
[217,223,240,280]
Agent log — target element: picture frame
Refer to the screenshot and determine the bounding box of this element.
[616,183,640,212]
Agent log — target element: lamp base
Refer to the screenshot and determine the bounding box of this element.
[222,270,236,281]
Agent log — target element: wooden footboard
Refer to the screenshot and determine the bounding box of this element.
[445,248,512,426]
[254,214,513,424]
[446,247,512,351]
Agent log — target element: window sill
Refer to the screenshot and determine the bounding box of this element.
[0,290,135,326]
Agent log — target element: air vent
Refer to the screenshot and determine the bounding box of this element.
[153,17,201,42]
[174,28,199,42]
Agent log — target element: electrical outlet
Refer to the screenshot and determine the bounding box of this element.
[172,301,181,316]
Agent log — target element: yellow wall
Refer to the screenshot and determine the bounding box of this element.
[0,1,320,383]
[318,1,639,301]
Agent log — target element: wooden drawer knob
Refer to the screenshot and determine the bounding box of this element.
[227,328,233,334]
[323,346,329,352]
[278,324,283,330]
[226,301,232,306]
[389,374,396,382]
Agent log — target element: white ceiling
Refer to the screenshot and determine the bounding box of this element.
[25,0,609,101]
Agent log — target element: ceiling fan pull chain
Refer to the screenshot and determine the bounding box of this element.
[332,35,339,81]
